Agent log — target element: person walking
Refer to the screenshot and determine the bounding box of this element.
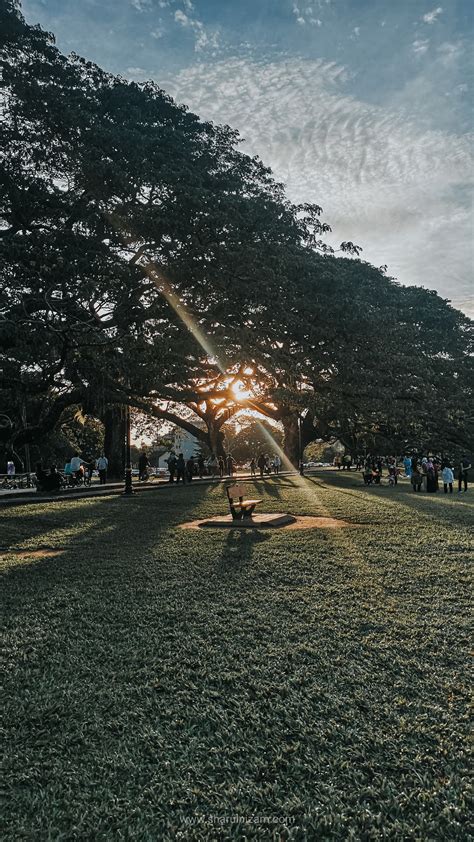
[218,455,225,478]
[226,454,234,477]
[176,453,186,484]
[197,454,205,479]
[250,458,256,477]
[411,467,423,492]
[96,453,108,485]
[426,459,438,493]
[403,455,412,478]
[257,453,266,479]
[186,456,194,483]
[442,464,454,494]
[457,455,471,493]
[274,454,281,475]
[167,452,177,483]
[420,458,428,491]
[138,450,150,482]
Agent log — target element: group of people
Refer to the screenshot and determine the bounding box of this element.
[250,454,281,478]
[165,452,204,484]
[162,451,282,484]
[204,453,236,479]
[35,452,110,492]
[408,456,470,494]
[64,453,109,486]
[361,453,470,494]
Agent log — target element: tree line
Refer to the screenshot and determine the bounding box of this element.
[1,0,473,476]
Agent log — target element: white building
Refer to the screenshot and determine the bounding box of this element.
[157,427,201,468]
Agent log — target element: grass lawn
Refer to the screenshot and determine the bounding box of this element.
[2,472,472,840]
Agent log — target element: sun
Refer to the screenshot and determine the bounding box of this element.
[231,380,252,402]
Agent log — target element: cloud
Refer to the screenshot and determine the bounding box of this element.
[292,2,324,26]
[126,66,147,75]
[174,9,189,25]
[412,38,430,55]
[130,0,152,11]
[174,4,219,52]
[437,41,464,66]
[165,57,474,314]
[422,6,443,24]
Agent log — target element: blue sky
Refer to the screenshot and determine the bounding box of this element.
[22,0,473,314]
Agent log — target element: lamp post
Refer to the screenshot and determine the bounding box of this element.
[298,408,309,476]
[123,404,134,496]
[298,413,304,476]
[21,399,32,485]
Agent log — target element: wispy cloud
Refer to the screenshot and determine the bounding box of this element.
[292,2,324,26]
[130,0,152,11]
[126,65,147,75]
[166,57,474,313]
[437,41,464,66]
[412,38,430,55]
[173,3,219,52]
[422,6,443,24]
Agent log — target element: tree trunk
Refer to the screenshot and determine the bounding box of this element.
[282,414,300,467]
[103,405,125,480]
[208,421,226,458]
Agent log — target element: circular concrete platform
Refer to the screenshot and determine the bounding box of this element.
[181,514,358,530]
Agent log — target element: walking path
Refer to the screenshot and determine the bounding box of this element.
[0,471,294,508]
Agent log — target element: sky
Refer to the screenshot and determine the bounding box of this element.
[22,0,474,316]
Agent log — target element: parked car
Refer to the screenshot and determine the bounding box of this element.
[152,467,168,477]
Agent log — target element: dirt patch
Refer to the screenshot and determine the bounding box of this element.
[181,516,359,531]
[0,548,63,559]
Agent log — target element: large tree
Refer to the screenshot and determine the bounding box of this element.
[2,1,472,472]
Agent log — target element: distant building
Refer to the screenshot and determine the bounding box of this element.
[157,426,202,468]
[173,428,200,460]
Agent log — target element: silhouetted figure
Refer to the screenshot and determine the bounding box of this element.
[138,451,150,481]
[167,453,177,483]
[176,453,186,484]
[186,456,194,482]
[197,455,205,479]
[458,456,471,493]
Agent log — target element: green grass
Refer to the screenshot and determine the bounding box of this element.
[2,473,472,840]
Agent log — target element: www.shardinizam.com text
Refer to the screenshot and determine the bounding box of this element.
[184,815,295,827]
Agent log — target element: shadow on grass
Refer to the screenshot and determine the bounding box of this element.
[217,529,271,573]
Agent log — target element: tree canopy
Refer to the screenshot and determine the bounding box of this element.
[1,0,472,472]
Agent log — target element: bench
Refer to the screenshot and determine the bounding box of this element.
[226,483,262,520]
